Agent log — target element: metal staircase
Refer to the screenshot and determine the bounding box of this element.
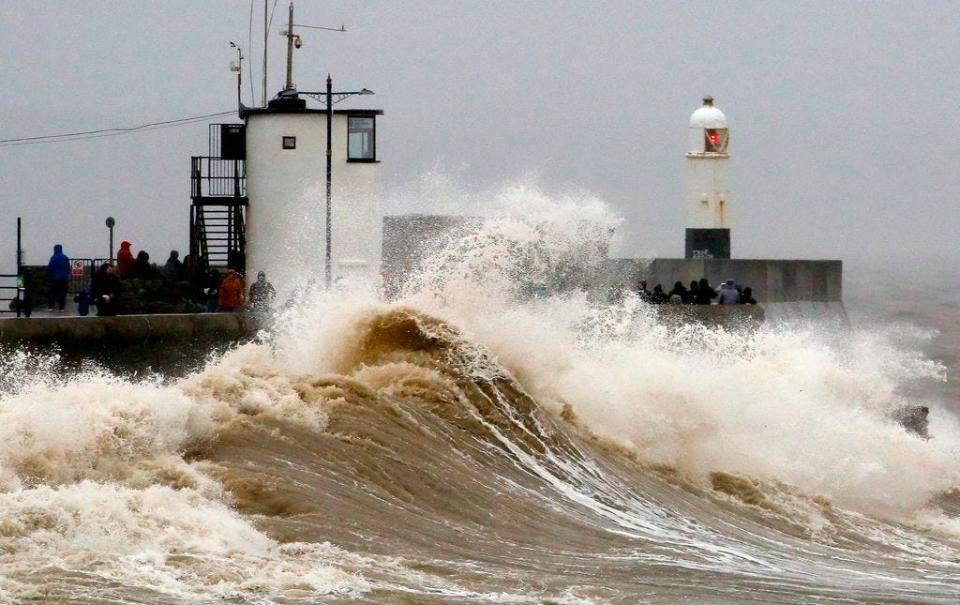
[189,154,247,278]
[191,200,246,273]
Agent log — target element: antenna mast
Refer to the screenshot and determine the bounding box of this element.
[285,3,295,91]
[262,0,268,105]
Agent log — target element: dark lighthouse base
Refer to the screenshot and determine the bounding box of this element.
[685,228,730,259]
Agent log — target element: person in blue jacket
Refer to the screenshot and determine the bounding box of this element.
[46,244,71,310]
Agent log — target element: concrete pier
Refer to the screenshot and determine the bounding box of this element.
[0,313,259,347]
[601,258,842,303]
[0,313,265,376]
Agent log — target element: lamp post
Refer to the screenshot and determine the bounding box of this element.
[229,42,243,111]
[105,217,115,263]
[301,80,374,289]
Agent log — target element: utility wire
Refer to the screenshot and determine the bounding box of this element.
[0,111,236,148]
[268,0,279,32]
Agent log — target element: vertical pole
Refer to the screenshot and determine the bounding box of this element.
[325,73,333,290]
[262,0,268,105]
[16,217,22,271]
[15,217,21,318]
[285,3,295,91]
[237,49,242,110]
[109,226,114,263]
[228,203,235,269]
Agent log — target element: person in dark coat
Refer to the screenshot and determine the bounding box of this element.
[46,244,71,310]
[667,281,687,304]
[92,263,122,316]
[694,278,717,305]
[90,263,107,312]
[685,280,699,304]
[248,271,276,312]
[133,250,153,280]
[739,287,757,304]
[116,241,135,279]
[652,284,668,304]
[162,250,184,282]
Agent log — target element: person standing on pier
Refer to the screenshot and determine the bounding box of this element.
[694,278,717,305]
[46,244,70,311]
[717,279,740,304]
[162,250,184,282]
[217,267,245,312]
[248,271,276,312]
[116,241,135,279]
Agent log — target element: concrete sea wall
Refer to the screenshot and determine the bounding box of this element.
[0,313,259,347]
[601,258,842,303]
[0,314,260,375]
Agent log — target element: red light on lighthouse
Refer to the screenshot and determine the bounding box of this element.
[703,128,728,153]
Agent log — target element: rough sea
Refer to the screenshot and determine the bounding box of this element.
[2,193,959,604]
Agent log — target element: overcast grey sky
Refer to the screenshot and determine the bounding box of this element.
[1,1,959,273]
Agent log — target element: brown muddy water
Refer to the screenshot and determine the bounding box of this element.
[1,292,960,604]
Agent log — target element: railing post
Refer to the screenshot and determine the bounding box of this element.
[15,216,21,318]
[191,157,199,198]
[189,205,196,280]
[233,159,240,198]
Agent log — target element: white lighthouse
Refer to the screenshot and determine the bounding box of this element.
[684,96,731,259]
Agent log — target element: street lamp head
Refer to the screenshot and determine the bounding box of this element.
[359,88,374,95]
[105,217,115,229]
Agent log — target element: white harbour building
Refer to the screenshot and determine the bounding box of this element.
[189,93,383,292]
[189,4,382,292]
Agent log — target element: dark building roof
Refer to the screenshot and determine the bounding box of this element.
[241,94,383,119]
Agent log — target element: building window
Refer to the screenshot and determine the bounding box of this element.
[282,136,297,150]
[347,116,376,161]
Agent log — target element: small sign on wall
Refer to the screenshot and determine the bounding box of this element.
[282,136,296,149]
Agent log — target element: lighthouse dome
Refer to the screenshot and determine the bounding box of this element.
[689,96,727,128]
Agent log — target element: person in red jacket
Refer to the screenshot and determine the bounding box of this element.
[217,267,245,312]
[116,241,135,279]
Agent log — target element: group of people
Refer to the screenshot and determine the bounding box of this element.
[36,242,276,316]
[637,278,757,305]
[116,241,188,283]
[201,268,276,313]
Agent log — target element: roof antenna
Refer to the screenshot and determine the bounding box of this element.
[279,2,347,94]
[262,0,268,107]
